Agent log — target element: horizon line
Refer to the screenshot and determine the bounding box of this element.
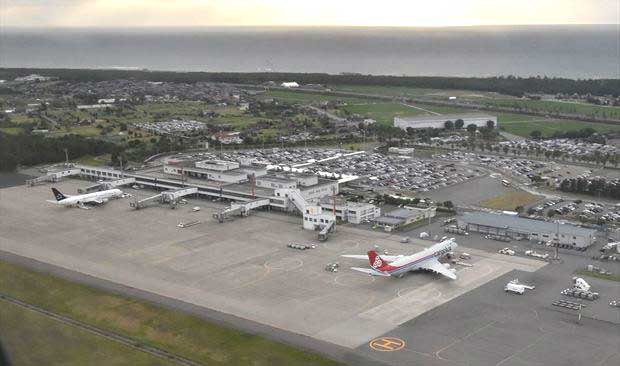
[3,23,619,29]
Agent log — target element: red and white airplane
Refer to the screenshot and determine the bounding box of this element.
[341,238,458,279]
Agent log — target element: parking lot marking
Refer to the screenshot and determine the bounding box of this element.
[369,337,406,352]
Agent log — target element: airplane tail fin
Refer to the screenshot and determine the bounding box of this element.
[368,250,385,270]
[51,188,66,201]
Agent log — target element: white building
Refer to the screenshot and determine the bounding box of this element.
[459,212,597,249]
[388,147,415,155]
[281,82,300,88]
[319,200,381,224]
[374,206,436,231]
[212,131,243,145]
[394,113,498,130]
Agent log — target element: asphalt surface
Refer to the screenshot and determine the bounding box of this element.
[1,177,617,366]
[0,250,384,366]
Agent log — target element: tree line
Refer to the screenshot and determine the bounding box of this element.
[558,177,620,200]
[0,132,115,172]
[1,68,618,97]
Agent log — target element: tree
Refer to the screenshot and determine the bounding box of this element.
[466,124,478,134]
[454,119,464,129]
[526,207,536,215]
[547,210,556,218]
[486,120,495,129]
[530,130,542,140]
[443,201,454,209]
[444,120,454,130]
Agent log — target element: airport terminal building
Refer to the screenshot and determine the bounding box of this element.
[394,113,497,130]
[458,212,597,249]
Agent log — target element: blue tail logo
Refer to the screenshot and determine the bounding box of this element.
[51,188,66,201]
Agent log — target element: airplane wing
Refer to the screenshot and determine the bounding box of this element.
[418,258,457,280]
[82,198,104,204]
[350,267,391,277]
[341,254,402,262]
[46,200,60,204]
[340,255,368,260]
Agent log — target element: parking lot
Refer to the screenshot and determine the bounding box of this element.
[173,148,485,195]
[0,179,545,353]
[526,197,620,227]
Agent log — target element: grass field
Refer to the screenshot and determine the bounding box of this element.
[0,127,24,135]
[0,260,339,366]
[72,155,108,166]
[482,98,620,119]
[330,85,502,99]
[330,85,620,118]
[6,113,39,125]
[340,102,427,124]
[263,90,371,104]
[500,119,620,138]
[0,301,173,366]
[480,190,542,211]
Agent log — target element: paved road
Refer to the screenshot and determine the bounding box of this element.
[499,131,526,142]
[308,106,346,122]
[401,103,442,116]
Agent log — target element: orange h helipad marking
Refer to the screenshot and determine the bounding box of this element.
[369,337,406,352]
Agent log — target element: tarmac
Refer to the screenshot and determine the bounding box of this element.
[0,178,617,366]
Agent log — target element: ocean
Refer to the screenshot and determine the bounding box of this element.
[1,25,619,78]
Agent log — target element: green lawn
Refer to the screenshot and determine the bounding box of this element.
[0,127,24,135]
[6,113,38,125]
[0,260,340,366]
[340,102,428,124]
[330,85,620,118]
[482,98,620,119]
[263,90,371,104]
[72,154,108,166]
[0,301,173,366]
[500,119,620,138]
[330,84,502,99]
[480,190,542,211]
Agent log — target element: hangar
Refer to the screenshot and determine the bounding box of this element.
[458,212,597,249]
[394,113,497,130]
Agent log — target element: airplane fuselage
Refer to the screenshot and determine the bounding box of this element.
[374,239,457,276]
[57,189,122,206]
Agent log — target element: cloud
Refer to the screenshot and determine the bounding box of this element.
[1,0,618,27]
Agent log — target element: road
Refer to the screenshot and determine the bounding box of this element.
[308,105,346,122]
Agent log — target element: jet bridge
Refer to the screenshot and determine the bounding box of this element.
[130,193,163,210]
[78,177,136,194]
[130,187,198,210]
[318,220,336,241]
[276,188,337,240]
[26,168,81,186]
[213,198,270,223]
[161,187,198,204]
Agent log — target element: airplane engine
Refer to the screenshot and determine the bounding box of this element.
[442,263,451,269]
[102,198,109,203]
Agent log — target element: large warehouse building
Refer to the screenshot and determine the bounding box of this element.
[394,113,498,130]
[458,212,597,249]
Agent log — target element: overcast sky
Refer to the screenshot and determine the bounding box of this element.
[2,0,619,27]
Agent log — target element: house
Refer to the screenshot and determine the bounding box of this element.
[212,131,243,144]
